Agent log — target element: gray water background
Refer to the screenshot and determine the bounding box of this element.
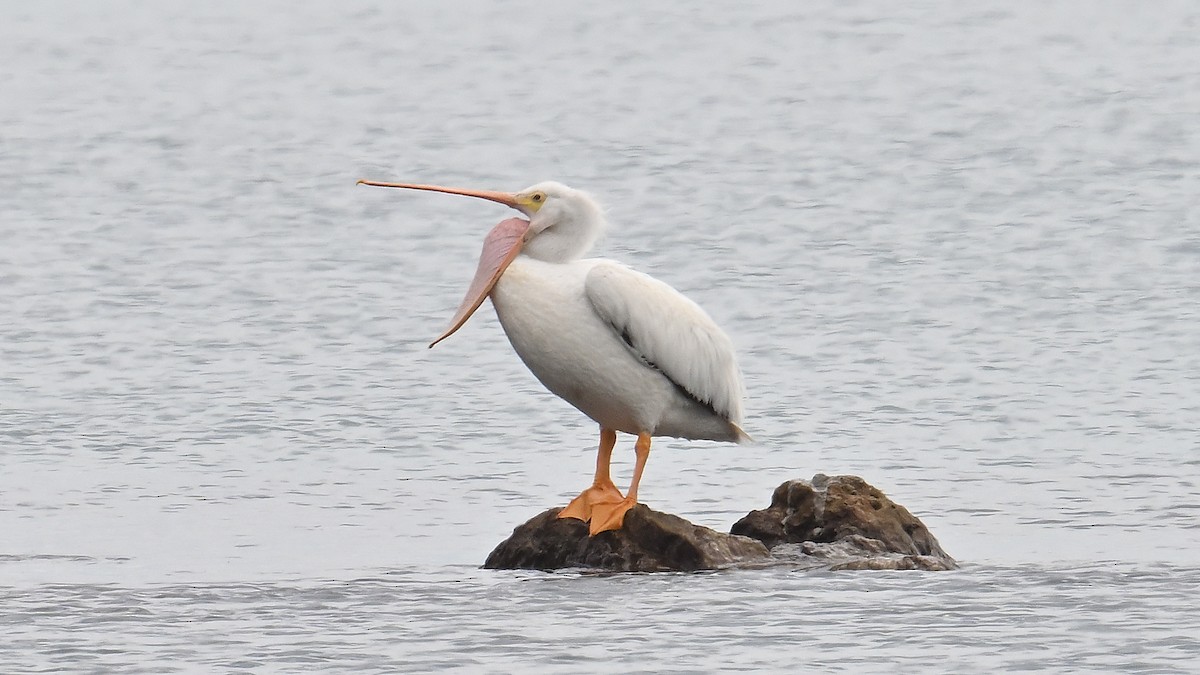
[2,1,1198,672]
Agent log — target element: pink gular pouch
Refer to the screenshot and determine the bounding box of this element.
[430,217,531,348]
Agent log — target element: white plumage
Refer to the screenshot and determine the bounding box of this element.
[357,178,748,534]
[492,256,747,443]
[584,260,745,430]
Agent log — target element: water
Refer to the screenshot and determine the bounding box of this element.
[2,1,1198,672]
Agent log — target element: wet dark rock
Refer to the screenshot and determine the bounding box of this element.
[731,474,957,571]
[484,504,770,572]
[485,474,955,573]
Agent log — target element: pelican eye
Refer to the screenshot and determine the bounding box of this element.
[522,191,547,211]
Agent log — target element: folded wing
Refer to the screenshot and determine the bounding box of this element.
[584,260,745,424]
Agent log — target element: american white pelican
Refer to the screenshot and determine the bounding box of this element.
[358,179,749,535]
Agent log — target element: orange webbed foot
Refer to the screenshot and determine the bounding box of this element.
[587,497,638,535]
[557,481,625,523]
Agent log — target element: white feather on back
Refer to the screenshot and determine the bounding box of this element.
[584,260,745,424]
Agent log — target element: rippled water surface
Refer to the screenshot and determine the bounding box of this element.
[2,2,1198,672]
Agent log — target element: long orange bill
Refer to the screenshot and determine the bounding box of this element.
[356,180,520,209]
[356,180,529,348]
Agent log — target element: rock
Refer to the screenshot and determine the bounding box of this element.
[484,504,771,572]
[731,474,957,571]
[484,474,955,573]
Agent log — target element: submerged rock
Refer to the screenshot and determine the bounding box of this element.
[485,474,955,572]
[731,474,957,571]
[484,505,770,572]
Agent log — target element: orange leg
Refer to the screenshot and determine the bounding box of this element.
[589,432,652,535]
[558,427,625,523]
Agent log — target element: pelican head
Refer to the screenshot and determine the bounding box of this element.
[513,181,605,263]
[356,177,607,346]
